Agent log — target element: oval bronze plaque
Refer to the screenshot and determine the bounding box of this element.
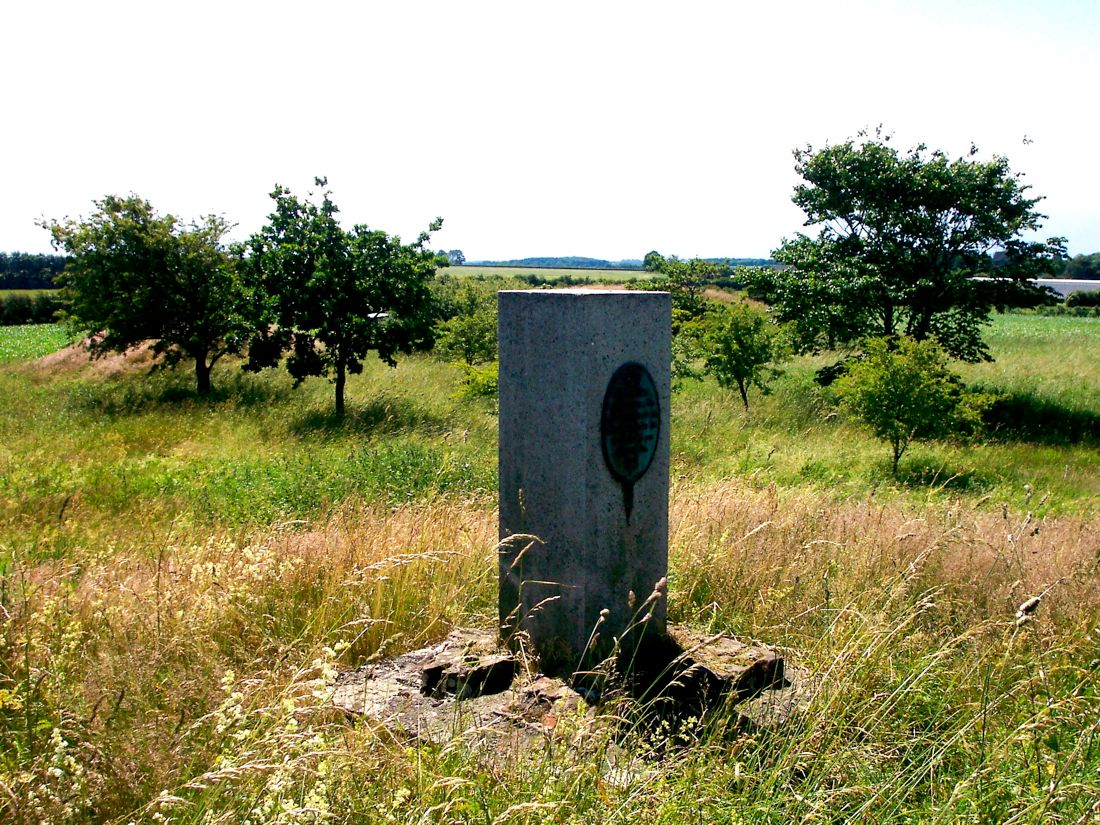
[601,362,660,508]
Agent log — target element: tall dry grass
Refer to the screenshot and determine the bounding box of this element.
[3,485,1099,822]
[0,501,496,823]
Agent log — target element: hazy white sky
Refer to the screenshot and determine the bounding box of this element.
[3,0,1098,260]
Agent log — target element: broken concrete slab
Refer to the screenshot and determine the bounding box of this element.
[332,629,587,747]
[663,625,786,702]
[419,627,518,699]
[332,626,804,749]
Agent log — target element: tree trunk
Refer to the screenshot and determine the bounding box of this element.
[910,310,933,342]
[737,380,750,411]
[334,359,347,418]
[195,352,212,396]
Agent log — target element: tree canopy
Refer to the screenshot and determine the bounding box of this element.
[753,132,1066,361]
[641,253,728,317]
[243,179,441,416]
[42,195,253,394]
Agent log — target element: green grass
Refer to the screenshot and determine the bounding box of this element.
[0,323,74,361]
[1,313,1096,556]
[671,312,1100,516]
[960,312,1100,412]
[1,312,1099,822]
[1,351,498,558]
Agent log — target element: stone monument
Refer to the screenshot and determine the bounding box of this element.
[497,289,671,675]
[332,286,794,742]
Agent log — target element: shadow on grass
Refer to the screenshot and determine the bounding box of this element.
[67,368,295,415]
[289,393,451,439]
[979,390,1100,446]
[894,458,994,494]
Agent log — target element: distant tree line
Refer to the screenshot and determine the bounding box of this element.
[1057,253,1100,279]
[465,255,779,270]
[0,252,67,289]
[468,256,646,270]
[993,250,1099,279]
[0,291,62,325]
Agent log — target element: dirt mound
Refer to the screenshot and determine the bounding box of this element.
[28,338,157,377]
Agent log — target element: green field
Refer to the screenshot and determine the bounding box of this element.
[1,312,1098,822]
[444,264,654,282]
[0,289,57,298]
[0,323,74,361]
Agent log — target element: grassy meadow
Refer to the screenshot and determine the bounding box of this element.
[446,265,654,282]
[1,307,1099,823]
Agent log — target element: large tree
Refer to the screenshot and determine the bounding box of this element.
[753,132,1065,361]
[243,179,441,416]
[43,195,253,394]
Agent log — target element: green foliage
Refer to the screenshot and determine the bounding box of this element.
[435,311,496,365]
[1061,251,1100,279]
[0,251,67,289]
[836,337,990,474]
[686,302,789,410]
[41,195,253,394]
[641,254,728,317]
[457,361,499,399]
[1065,290,1100,308]
[243,178,441,416]
[756,131,1066,361]
[432,282,497,365]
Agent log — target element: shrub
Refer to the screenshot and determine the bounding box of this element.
[0,292,61,325]
[1065,290,1100,308]
[435,309,496,365]
[457,361,498,399]
[836,336,991,475]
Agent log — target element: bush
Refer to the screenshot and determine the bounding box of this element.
[1065,290,1100,308]
[457,361,498,399]
[435,309,496,365]
[691,302,789,410]
[836,337,992,475]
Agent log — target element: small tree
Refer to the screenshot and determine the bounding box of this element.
[435,306,496,366]
[243,179,441,417]
[432,282,497,366]
[835,336,983,475]
[42,195,252,394]
[696,302,788,410]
